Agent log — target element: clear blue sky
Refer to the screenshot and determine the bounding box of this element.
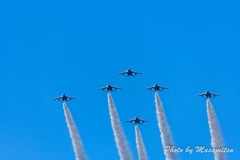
[0,0,239,159]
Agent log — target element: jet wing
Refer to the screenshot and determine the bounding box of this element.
[98,87,106,90]
[132,71,142,74]
[118,72,126,75]
[53,96,62,100]
[159,86,169,89]
[138,118,149,122]
[211,93,221,96]
[66,96,77,99]
[112,86,122,89]
[126,119,135,122]
[145,86,154,90]
[197,93,205,97]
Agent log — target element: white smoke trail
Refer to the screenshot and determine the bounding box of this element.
[207,99,226,160]
[135,125,148,160]
[107,93,134,160]
[63,102,88,160]
[155,92,178,160]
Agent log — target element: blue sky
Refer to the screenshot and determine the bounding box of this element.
[0,0,240,159]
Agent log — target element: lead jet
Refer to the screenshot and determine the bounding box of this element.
[53,94,77,102]
[118,68,142,77]
[126,116,149,125]
[98,84,122,92]
[146,83,169,92]
[198,90,220,98]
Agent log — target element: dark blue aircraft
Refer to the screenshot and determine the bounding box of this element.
[53,94,77,102]
[126,116,149,125]
[118,68,142,77]
[98,84,121,92]
[146,83,169,92]
[198,91,220,98]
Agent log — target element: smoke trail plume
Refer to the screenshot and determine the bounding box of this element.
[107,93,134,160]
[155,92,178,160]
[135,125,148,160]
[207,99,226,160]
[63,102,88,160]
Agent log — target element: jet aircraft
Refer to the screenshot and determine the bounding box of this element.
[146,83,169,92]
[98,84,122,92]
[126,116,149,125]
[118,68,142,77]
[198,90,220,98]
[53,94,77,102]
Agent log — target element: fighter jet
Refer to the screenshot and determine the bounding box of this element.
[118,68,142,77]
[126,116,149,125]
[98,84,122,92]
[53,94,77,102]
[146,83,169,92]
[198,90,220,98]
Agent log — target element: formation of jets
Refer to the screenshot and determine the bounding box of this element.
[54,68,221,125]
[126,116,149,125]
